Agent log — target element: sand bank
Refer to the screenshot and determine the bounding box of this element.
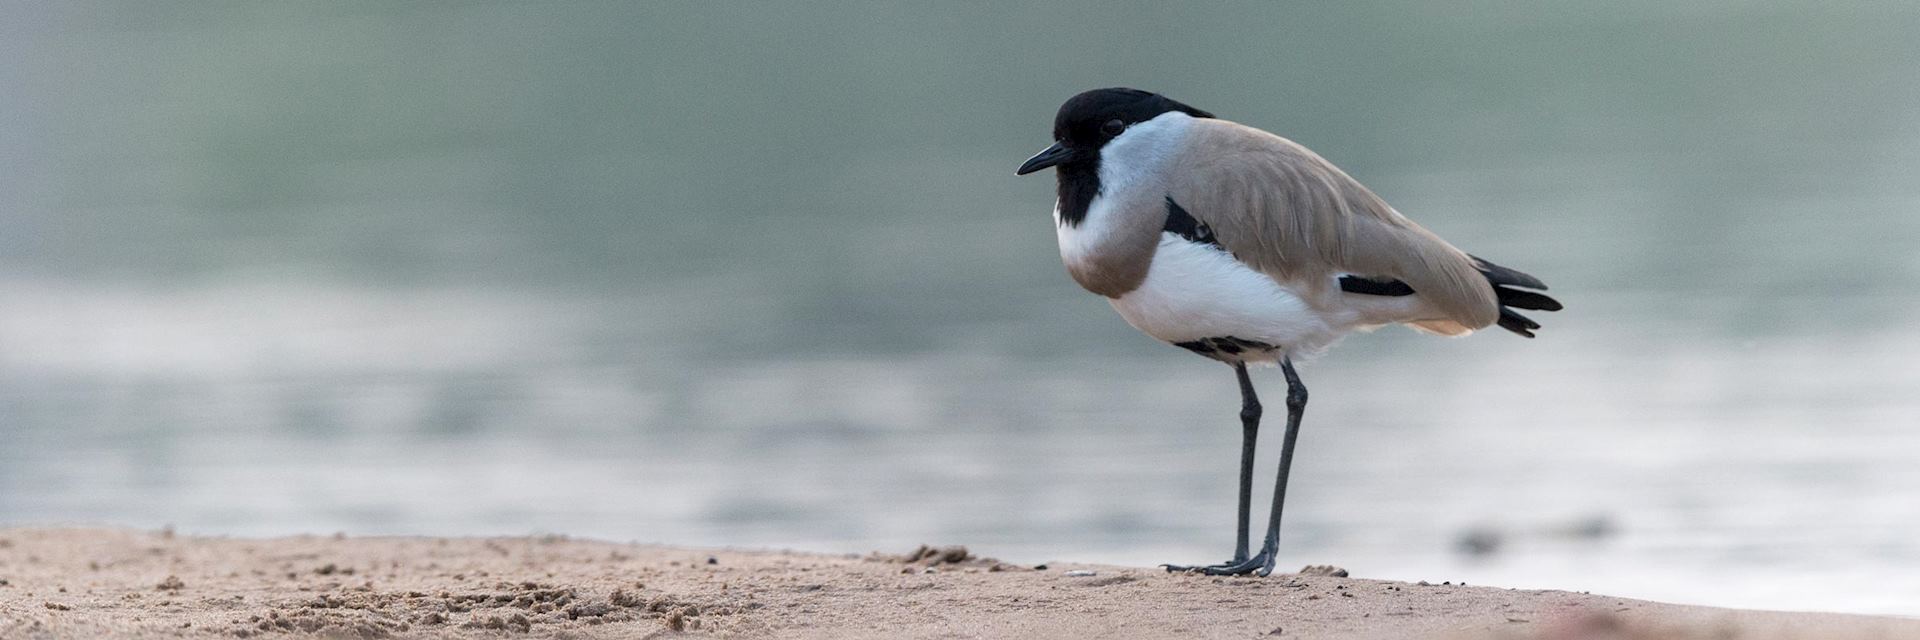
[0,528,1910,639]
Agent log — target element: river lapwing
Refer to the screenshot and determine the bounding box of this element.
[1016,88,1562,576]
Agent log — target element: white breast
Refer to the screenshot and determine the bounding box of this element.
[1109,235,1345,361]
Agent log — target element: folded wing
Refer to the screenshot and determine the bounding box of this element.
[1165,119,1500,330]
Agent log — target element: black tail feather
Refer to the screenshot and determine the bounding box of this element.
[1471,255,1561,338]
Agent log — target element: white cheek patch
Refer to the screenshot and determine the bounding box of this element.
[1096,112,1194,194]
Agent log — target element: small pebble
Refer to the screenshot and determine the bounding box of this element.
[1297,564,1349,577]
[1063,570,1096,577]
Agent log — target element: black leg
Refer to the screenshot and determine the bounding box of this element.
[1231,363,1260,562]
[1249,357,1308,576]
[1171,358,1307,577]
[1163,362,1263,572]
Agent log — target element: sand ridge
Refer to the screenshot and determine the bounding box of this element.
[0,529,1912,639]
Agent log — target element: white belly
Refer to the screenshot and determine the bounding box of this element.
[1110,234,1346,361]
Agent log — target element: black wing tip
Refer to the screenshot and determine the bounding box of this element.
[1494,286,1564,312]
[1497,309,1541,338]
[1470,254,1549,291]
[1473,254,1560,337]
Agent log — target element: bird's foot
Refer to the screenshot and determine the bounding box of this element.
[1162,552,1274,576]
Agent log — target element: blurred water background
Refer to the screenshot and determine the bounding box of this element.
[4,1,1919,616]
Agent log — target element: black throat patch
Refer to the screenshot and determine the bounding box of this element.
[1055,159,1099,227]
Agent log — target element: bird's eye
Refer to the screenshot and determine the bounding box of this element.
[1101,119,1127,136]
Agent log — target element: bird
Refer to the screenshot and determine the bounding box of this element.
[1015,88,1562,577]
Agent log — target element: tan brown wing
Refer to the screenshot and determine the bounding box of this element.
[1166,119,1499,329]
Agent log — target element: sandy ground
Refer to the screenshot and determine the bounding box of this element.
[0,529,1912,640]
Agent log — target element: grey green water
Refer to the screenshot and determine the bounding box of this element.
[4,1,1918,614]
